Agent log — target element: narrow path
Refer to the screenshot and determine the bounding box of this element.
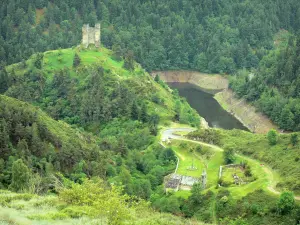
[211,194,217,224]
[161,127,300,201]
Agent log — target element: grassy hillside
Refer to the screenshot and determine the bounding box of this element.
[3,46,200,131]
[0,47,204,224]
[0,180,209,225]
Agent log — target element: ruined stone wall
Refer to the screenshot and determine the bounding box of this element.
[82,24,89,48]
[95,24,101,47]
[82,24,101,48]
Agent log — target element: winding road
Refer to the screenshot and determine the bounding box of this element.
[161,127,300,201]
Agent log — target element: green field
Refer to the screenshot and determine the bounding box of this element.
[171,145,205,177]
[167,140,223,188]
[42,47,131,78]
[7,47,131,80]
[167,137,284,200]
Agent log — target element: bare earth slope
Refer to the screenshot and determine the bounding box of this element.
[215,89,278,133]
[151,70,228,92]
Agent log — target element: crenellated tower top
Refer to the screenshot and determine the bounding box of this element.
[82,23,101,48]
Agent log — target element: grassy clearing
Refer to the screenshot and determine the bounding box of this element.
[167,140,222,187]
[167,135,286,200]
[174,190,192,199]
[172,145,205,177]
[42,47,129,77]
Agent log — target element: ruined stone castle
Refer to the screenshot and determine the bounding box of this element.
[82,24,101,48]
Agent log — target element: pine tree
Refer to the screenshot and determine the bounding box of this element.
[0,119,10,159]
[27,4,36,25]
[174,100,181,121]
[280,106,295,130]
[290,134,298,146]
[31,123,42,156]
[34,53,44,69]
[140,103,148,123]
[149,114,160,135]
[16,139,30,160]
[131,101,139,120]
[73,53,81,67]
[123,51,134,71]
[117,138,128,157]
[0,69,9,94]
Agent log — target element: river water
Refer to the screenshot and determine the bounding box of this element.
[168,82,248,131]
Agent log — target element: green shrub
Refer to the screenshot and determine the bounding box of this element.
[61,206,98,218]
[28,212,69,220]
[267,129,278,145]
[223,145,236,164]
[59,179,132,223]
[32,197,58,207]
[290,133,298,146]
[0,193,35,206]
[277,191,295,215]
[9,159,32,192]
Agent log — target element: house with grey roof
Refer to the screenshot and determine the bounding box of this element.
[165,172,206,192]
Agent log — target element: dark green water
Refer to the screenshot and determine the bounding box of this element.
[168,82,248,131]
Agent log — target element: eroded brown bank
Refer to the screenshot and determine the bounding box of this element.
[152,70,277,134]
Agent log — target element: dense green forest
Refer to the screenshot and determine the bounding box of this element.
[0,94,107,190]
[1,0,300,73]
[0,93,178,200]
[230,32,300,131]
[0,45,202,209]
[0,46,212,224]
[1,0,300,224]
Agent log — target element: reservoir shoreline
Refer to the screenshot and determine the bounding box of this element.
[152,70,277,133]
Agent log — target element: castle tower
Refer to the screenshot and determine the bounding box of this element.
[82,23,101,48]
[82,24,89,48]
[95,23,101,47]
